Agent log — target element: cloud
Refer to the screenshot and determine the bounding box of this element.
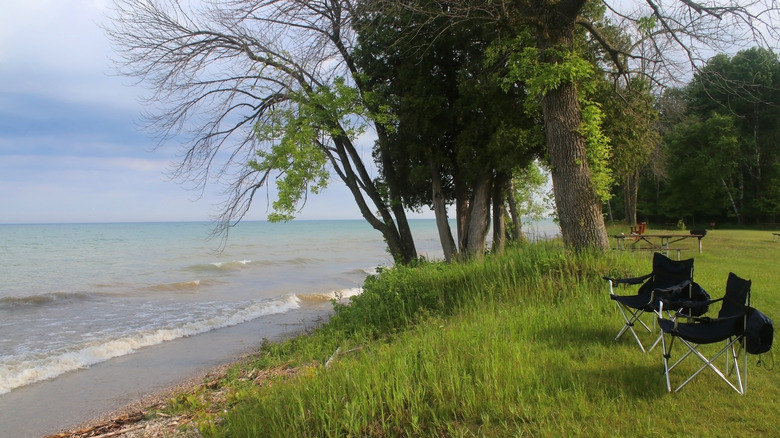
[0,0,417,224]
[0,0,138,109]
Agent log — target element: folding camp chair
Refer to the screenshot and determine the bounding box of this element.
[604,252,702,352]
[658,272,751,394]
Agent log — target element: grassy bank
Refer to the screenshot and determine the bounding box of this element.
[165,229,779,437]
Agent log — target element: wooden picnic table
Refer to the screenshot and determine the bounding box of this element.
[610,232,705,257]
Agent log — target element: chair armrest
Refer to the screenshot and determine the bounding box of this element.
[603,272,652,285]
[653,279,692,295]
[672,312,743,325]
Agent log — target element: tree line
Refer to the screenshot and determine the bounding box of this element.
[609,47,780,228]
[106,0,779,263]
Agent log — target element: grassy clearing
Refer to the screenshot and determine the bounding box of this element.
[167,229,779,437]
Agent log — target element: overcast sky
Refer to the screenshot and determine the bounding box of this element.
[0,0,407,224]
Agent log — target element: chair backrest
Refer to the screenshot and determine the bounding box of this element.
[652,252,694,290]
[718,272,751,319]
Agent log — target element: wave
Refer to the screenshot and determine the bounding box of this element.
[187,260,254,272]
[187,257,325,272]
[210,259,253,269]
[144,278,219,292]
[344,267,380,277]
[0,295,301,395]
[297,287,363,305]
[287,257,322,265]
[0,279,218,308]
[0,292,97,309]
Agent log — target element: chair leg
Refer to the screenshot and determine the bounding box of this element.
[669,338,746,394]
[614,304,653,352]
[661,332,673,392]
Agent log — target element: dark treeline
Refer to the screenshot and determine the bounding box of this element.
[608,47,780,228]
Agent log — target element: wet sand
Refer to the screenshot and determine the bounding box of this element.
[0,305,332,438]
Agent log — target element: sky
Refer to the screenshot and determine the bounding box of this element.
[0,0,405,224]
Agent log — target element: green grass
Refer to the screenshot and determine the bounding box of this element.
[169,229,779,437]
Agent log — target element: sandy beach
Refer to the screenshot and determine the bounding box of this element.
[0,305,332,438]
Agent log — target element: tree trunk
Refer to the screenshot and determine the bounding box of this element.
[373,125,418,263]
[492,175,507,255]
[455,183,469,253]
[464,175,492,258]
[430,162,457,262]
[534,1,610,251]
[721,176,742,224]
[624,170,639,226]
[541,83,609,251]
[506,179,526,242]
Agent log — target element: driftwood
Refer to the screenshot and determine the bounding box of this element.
[89,424,146,438]
[43,411,145,438]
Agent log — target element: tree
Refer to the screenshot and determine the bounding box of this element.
[106,0,420,263]
[506,161,553,242]
[686,48,780,222]
[387,0,779,251]
[645,48,780,225]
[597,77,660,226]
[662,112,743,222]
[353,1,543,260]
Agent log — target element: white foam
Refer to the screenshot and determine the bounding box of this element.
[0,296,301,395]
[303,287,363,304]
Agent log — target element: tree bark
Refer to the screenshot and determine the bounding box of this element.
[541,82,609,251]
[455,183,469,253]
[534,0,610,251]
[624,170,639,226]
[492,175,507,255]
[464,175,492,258]
[721,176,742,224]
[506,179,526,242]
[372,125,419,263]
[431,161,457,262]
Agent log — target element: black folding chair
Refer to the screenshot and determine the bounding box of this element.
[658,272,751,394]
[604,252,704,352]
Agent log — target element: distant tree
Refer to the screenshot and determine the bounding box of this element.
[597,77,660,226]
[686,48,780,222]
[506,161,553,242]
[662,112,742,222]
[648,48,780,225]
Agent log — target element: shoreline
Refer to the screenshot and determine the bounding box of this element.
[1,305,333,438]
[47,354,241,438]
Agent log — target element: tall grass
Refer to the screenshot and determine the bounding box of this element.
[174,230,779,437]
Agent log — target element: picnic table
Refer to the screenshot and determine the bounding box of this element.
[610,232,706,258]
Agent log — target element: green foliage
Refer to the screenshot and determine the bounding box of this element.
[328,262,447,337]
[354,5,542,217]
[250,78,367,221]
[645,47,780,224]
[598,79,659,179]
[512,161,553,221]
[658,111,742,220]
[502,45,595,100]
[328,241,620,338]
[496,42,614,201]
[579,99,613,202]
[636,16,657,35]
